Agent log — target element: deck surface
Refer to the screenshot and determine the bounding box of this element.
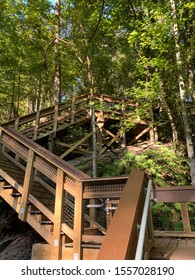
[150,238,195,260]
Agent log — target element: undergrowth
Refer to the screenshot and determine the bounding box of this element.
[100,146,190,187]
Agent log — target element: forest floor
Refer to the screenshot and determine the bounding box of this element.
[0,202,44,260]
[0,140,167,260]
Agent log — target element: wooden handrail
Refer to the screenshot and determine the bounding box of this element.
[97,169,148,260]
[0,126,89,181]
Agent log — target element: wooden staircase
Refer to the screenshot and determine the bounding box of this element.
[0,94,153,260]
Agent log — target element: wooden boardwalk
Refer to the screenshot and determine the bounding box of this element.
[1,94,195,260]
[150,238,195,260]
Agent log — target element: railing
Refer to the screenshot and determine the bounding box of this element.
[135,179,153,260]
[96,169,155,260]
[151,186,195,238]
[0,125,131,260]
[1,94,137,141]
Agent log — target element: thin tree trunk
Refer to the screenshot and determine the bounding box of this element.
[36,72,42,111]
[170,0,195,184]
[146,66,158,142]
[54,0,61,104]
[87,55,97,178]
[16,63,21,117]
[159,78,178,144]
[188,63,194,101]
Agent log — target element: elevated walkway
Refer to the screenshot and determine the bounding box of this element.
[0,95,195,260]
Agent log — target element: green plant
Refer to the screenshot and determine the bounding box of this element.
[101,146,190,187]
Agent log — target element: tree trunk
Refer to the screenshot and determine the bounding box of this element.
[146,66,158,142]
[170,0,195,184]
[54,0,61,104]
[87,55,97,178]
[159,78,178,144]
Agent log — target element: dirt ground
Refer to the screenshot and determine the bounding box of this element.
[0,201,43,260]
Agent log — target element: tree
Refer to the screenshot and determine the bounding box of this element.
[169,0,195,184]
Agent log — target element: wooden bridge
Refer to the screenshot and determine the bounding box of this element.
[0,94,195,260]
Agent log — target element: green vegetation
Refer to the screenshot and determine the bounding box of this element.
[99,146,189,187]
[1,0,195,182]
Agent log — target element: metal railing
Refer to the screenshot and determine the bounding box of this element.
[135,179,153,260]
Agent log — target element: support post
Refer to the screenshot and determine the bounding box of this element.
[180,203,191,232]
[73,181,83,260]
[18,149,35,221]
[53,168,65,260]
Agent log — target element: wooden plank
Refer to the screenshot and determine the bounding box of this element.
[153,186,195,202]
[26,214,53,245]
[60,131,93,159]
[28,194,54,222]
[180,203,191,232]
[178,239,186,246]
[99,132,121,156]
[73,182,83,260]
[31,243,52,260]
[52,169,64,260]
[61,223,74,240]
[128,126,150,145]
[154,231,195,238]
[55,141,92,155]
[18,149,35,221]
[97,169,148,260]
[169,247,195,260]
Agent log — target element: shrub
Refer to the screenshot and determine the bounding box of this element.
[102,146,190,187]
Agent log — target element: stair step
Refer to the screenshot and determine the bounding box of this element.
[65,242,101,249]
[40,221,53,225]
[11,193,21,197]
[29,210,42,214]
[2,185,13,189]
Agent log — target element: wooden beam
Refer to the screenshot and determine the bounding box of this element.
[180,203,191,232]
[154,231,195,238]
[60,131,93,159]
[102,127,122,143]
[152,186,195,202]
[97,169,148,260]
[52,168,65,260]
[99,132,121,156]
[56,141,91,155]
[18,149,35,221]
[128,126,150,145]
[73,182,83,260]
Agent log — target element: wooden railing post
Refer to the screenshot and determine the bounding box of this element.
[53,168,64,260]
[97,169,147,260]
[180,202,191,232]
[73,181,83,260]
[18,149,35,221]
